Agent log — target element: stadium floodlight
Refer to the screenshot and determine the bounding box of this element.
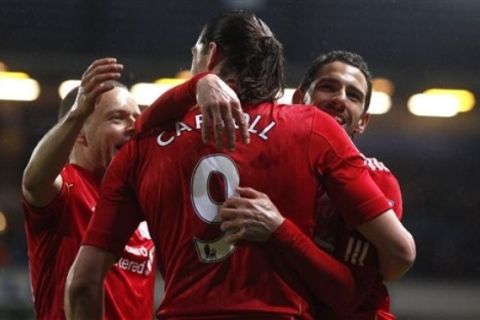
[408,93,458,117]
[369,91,392,115]
[423,89,475,113]
[59,80,81,99]
[0,72,40,101]
[131,78,188,106]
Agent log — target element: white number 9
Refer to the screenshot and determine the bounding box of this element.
[191,154,239,263]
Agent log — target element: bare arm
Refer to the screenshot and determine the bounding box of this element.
[65,245,116,320]
[357,210,416,281]
[22,58,123,206]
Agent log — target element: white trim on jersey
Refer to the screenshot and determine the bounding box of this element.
[344,237,370,266]
[363,155,390,172]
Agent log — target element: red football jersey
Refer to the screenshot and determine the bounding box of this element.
[314,156,403,319]
[85,89,392,319]
[23,164,155,320]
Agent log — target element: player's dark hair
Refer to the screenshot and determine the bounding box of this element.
[58,80,127,120]
[299,50,373,112]
[199,10,285,104]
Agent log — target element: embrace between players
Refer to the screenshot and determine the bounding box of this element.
[22,10,415,320]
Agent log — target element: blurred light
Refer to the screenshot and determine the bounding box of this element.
[424,89,475,112]
[0,211,7,234]
[130,83,164,106]
[372,78,395,95]
[175,70,193,79]
[277,88,295,104]
[59,80,81,99]
[0,72,40,101]
[0,61,7,72]
[132,78,187,106]
[154,78,187,85]
[369,91,392,114]
[0,71,28,79]
[408,93,458,117]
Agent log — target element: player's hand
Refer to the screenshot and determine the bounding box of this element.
[196,74,250,150]
[219,186,284,243]
[71,57,123,118]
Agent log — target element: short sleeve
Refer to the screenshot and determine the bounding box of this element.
[22,168,71,231]
[308,110,392,229]
[371,169,403,220]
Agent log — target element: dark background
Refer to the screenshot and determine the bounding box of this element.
[0,0,479,318]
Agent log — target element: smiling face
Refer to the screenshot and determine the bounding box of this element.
[303,61,370,136]
[81,87,140,173]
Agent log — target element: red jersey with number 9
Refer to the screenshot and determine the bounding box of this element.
[85,93,392,319]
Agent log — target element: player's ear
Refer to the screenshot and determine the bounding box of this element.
[353,112,370,135]
[206,42,223,71]
[292,88,306,104]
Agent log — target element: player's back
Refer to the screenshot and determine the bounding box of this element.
[132,102,338,319]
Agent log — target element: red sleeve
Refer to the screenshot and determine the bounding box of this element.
[308,110,392,228]
[371,170,403,220]
[22,167,73,231]
[135,72,210,133]
[83,141,143,258]
[270,219,380,314]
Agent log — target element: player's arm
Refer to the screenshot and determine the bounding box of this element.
[356,210,415,281]
[135,73,249,150]
[66,140,143,319]
[22,58,122,206]
[65,245,116,320]
[323,163,415,282]
[349,169,409,281]
[220,187,376,314]
[314,113,415,282]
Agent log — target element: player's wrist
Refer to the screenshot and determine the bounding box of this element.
[66,102,91,122]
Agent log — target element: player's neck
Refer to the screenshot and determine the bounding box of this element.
[70,147,105,178]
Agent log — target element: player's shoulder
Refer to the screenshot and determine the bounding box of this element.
[362,155,401,187]
[271,103,328,130]
[362,155,391,173]
[272,102,316,117]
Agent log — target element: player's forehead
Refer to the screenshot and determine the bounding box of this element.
[313,61,367,91]
[96,87,140,117]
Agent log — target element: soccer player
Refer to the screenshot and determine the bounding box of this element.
[22,58,155,320]
[66,11,413,319]
[218,50,408,319]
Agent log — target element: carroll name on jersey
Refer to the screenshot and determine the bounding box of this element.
[156,113,277,147]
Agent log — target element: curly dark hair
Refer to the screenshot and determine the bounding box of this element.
[198,10,285,104]
[299,50,373,112]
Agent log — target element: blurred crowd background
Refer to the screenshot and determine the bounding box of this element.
[1,1,479,319]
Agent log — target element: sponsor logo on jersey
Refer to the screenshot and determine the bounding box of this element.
[116,245,155,276]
